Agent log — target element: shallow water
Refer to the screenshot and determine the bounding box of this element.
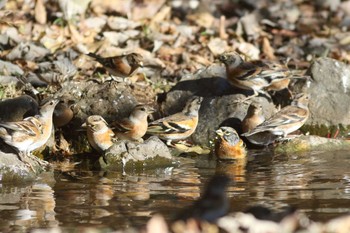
[0,150,349,232]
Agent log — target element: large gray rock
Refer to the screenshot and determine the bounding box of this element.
[56,80,138,126]
[307,58,350,126]
[0,151,49,182]
[160,65,277,146]
[102,136,173,170]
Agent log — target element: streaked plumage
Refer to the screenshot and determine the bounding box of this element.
[87,52,143,78]
[219,52,290,101]
[0,98,58,167]
[0,117,42,155]
[242,93,310,145]
[147,96,203,145]
[30,99,59,151]
[112,105,154,142]
[215,126,246,160]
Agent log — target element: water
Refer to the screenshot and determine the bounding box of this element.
[0,150,349,232]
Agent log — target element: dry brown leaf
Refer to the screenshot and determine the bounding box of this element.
[150,6,171,30]
[131,0,166,21]
[188,12,215,28]
[34,0,47,24]
[262,37,276,60]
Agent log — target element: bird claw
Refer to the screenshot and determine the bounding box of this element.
[27,154,50,171]
[276,135,300,143]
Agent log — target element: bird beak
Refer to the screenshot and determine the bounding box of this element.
[81,122,87,128]
[148,107,156,114]
[139,61,144,67]
[215,129,224,136]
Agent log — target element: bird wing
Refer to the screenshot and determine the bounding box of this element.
[0,118,39,137]
[112,118,134,133]
[257,61,289,81]
[244,106,308,135]
[147,114,195,134]
[233,62,263,81]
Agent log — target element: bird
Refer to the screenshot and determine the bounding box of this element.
[0,116,43,161]
[174,174,231,223]
[52,100,75,156]
[83,115,115,153]
[146,96,203,145]
[111,104,154,142]
[87,52,143,78]
[0,95,39,122]
[242,93,310,146]
[214,126,246,160]
[241,103,265,133]
[53,101,74,128]
[0,98,59,167]
[28,98,60,153]
[218,52,290,102]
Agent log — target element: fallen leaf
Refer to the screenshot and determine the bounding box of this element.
[34,0,47,24]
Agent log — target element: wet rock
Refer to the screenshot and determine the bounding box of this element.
[0,95,39,122]
[161,65,277,146]
[0,151,48,182]
[274,135,350,154]
[102,136,173,170]
[306,58,350,130]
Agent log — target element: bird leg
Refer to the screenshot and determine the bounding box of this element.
[233,90,272,104]
[276,134,301,143]
[232,91,259,104]
[17,151,36,172]
[27,153,49,170]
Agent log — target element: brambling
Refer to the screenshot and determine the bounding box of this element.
[83,115,115,153]
[218,52,290,102]
[87,52,143,78]
[0,98,58,167]
[214,126,246,160]
[241,103,265,133]
[242,93,310,145]
[174,174,231,223]
[0,116,42,160]
[53,101,74,128]
[146,96,203,145]
[111,105,154,142]
[29,98,60,152]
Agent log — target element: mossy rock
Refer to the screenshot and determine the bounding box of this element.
[101,136,174,171]
[0,151,49,182]
[301,124,350,138]
[274,135,350,154]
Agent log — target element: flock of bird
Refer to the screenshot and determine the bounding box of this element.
[0,50,310,169]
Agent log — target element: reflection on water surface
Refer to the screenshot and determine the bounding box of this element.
[0,150,349,231]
